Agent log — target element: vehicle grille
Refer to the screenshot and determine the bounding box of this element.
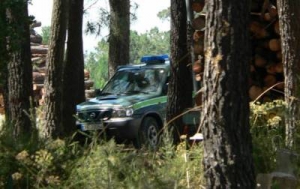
[77,109,112,122]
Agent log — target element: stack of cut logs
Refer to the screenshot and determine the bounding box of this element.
[84,70,96,99]
[31,22,95,105]
[32,22,95,105]
[0,22,95,114]
[31,21,48,105]
[191,0,284,102]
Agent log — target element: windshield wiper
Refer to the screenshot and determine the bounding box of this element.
[120,90,149,95]
[97,92,112,96]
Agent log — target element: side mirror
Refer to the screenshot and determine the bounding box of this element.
[162,76,170,95]
[94,88,102,96]
[162,83,168,95]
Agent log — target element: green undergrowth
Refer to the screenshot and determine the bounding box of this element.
[250,99,300,179]
[0,127,205,189]
[1,99,300,188]
[250,100,287,173]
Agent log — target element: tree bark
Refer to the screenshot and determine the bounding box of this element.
[6,0,34,141]
[201,0,255,188]
[62,0,85,136]
[0,0,9,118]
[167,0,193,144]
[43,0,67,138]
[277,0,300,149]
[108,0,130,78]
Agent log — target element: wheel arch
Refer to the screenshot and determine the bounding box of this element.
[142,112,164,130]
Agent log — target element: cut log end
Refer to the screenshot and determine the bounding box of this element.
[269,39,281,51]
[192,2,204,13]
[249,86,264,101]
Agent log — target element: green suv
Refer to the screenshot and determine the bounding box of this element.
[76,55,170,148]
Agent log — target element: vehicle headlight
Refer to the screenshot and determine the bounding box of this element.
[112,108,134,117]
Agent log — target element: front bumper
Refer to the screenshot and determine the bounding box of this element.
[76,117,141,139]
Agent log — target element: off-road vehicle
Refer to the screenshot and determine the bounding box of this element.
[76,55,171,148]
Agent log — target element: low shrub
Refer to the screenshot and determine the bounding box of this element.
[250,100,286,173]
[0,128,205,189]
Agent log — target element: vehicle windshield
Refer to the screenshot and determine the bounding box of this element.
[101,67,167,95]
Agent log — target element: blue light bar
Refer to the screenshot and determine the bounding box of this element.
[141,54,169,64]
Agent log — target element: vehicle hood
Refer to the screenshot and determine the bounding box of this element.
[77,93,159,110]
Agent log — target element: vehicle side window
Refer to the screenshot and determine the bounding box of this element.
[102,68,168,95]
[141,70,160,93]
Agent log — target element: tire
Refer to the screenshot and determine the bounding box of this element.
[133,117,160,149]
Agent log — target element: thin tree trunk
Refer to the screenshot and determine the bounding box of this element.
[201,0,255,188]
[44,0,67,138]
[108,0,130,78]
[0,0,9,119]
[167,0,193,144]
[63,0,85,136]
[6,0,34,141]
[277,0,300,149]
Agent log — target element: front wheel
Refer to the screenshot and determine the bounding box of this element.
[133,117,160,149]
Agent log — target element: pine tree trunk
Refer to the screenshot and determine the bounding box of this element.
[108,0,130,78]
[277,0,300,149]
[44,0,67,138]
[62,0,85,136]
[167,0,193,144]
[6,1,34,141]
[0,0,9,119]
[201,0,255,188]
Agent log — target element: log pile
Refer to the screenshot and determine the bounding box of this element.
[84,70,96,99]
[30,22,49,105]
[191,0,284,102]
[30,22,95,105]
[28,22,48,105]
[0,22,95,114]
[249,0,284,101]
